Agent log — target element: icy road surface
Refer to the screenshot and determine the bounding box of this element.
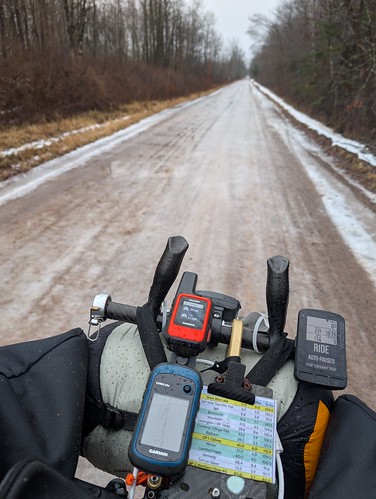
[1,79,375,483]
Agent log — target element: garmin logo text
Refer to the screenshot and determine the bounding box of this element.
[149,449,168,457]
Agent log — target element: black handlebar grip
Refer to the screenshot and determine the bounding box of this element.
[106,302,138,323]
[147,236,189,319]
[266,255,290,342]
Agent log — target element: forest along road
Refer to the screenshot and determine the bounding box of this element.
[1,79,376,483]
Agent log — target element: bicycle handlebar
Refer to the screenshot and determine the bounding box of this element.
[106,301,138,323]
[90,236,290,353]
[104,299,271,352]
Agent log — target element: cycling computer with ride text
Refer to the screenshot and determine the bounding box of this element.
[128,363,202,476]
[294,309,347,390]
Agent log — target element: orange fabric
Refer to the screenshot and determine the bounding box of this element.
[304,400,331,496]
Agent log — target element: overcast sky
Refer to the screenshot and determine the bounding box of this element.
[201,0,281,59]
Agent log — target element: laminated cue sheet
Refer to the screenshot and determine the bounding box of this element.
[188,389,277,483]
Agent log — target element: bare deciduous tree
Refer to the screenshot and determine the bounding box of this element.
[249,0,376,145]
[0,0,247,124]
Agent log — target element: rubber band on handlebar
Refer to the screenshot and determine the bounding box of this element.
[252,313,269,353]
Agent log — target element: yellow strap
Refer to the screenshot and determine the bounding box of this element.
[304,400,330,496]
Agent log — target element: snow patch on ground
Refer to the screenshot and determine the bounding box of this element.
[252,85,376,285]
[0,117,131,158]
[304,160,376,281]
[252,80,376,168]
[0,94,212,207]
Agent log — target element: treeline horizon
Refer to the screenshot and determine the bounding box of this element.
[250,0,376,148]
[0,0,247,127]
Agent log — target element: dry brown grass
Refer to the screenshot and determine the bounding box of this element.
[275,104,376,196]
[3,86,373,196]
[333,149,376,194]
[0,92,213,182]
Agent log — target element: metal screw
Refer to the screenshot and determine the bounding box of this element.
[177,356,189,365]
[211,488,221,498]
[242,378,252,391]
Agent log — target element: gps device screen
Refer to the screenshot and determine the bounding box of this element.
[294,309,347,390]
[140,392,190,452]
[306,315,338,345]
[129,363,202,476]
[174,298,207,329]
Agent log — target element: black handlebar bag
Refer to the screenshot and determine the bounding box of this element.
[308,394,376,498]
[0,329,88,488]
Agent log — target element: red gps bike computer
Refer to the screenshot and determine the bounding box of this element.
[164,294,212,357]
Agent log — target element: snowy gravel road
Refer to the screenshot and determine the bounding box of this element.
[1,79,375,483]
